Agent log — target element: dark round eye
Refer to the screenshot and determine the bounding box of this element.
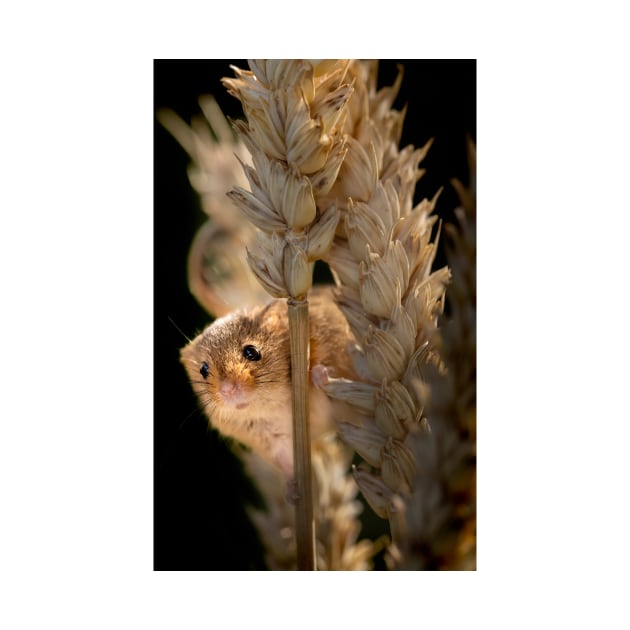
[200,362,210,378]
[242,345,261,361]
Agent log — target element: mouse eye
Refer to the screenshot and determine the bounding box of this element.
[242,345,261,361]
[200,362,210,378]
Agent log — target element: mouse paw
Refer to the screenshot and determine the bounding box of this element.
[285,479,301,505]
[311,364,330,389]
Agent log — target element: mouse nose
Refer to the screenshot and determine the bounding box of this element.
[219,380,241,397]
[218,379,248,408]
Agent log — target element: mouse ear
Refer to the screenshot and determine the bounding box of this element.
[254,299,285,331]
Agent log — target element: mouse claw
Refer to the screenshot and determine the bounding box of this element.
[285,479,301,505]
[311,364,330,388]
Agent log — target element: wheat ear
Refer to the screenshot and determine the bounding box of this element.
[317,61,451,531]
[223,60,353,569]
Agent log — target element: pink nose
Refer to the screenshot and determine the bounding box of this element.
[219,379,241,399]
[219,381,243,405]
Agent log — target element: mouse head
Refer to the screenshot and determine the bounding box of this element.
[180,301,290,418]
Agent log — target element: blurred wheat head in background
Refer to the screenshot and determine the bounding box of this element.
[158,59,476,570]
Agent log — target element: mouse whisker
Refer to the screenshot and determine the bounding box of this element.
[168,315,192,343]
[178,406,203,430]
[188,379,211,386]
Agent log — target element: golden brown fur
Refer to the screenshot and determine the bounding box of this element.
[180,286,357,479]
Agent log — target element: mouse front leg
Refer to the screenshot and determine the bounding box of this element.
[284,479,300,505]
[310,363,330,389]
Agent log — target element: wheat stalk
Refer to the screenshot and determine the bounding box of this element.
[222,60,353,569]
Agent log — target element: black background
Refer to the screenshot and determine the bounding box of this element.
[154,60,476,570]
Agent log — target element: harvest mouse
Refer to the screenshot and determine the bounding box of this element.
[180,286,358,489]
